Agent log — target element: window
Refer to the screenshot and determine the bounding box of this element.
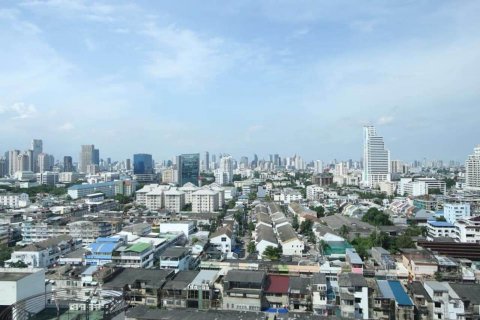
[221,237,227,242]
[435,302,441,308]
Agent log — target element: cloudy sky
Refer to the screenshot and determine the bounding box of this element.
[1,0,479,162]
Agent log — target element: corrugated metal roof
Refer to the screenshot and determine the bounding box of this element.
[389,280,413,306]
[265,275,289,294]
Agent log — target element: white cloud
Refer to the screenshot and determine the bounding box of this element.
[143,23,230,87]
[58,122,74,131]
[377,116,394,125]
[0,102,37,119]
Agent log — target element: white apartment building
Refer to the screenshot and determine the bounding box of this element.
[424,281,465,320]
[179,182,200,204]
[339,273,369,319]
[426,220,457,240]
[273,189,303,204]
[362,125,390,188]
[163,188,185,212]
[112,242,155,269]
[7,236,81,268]
[191,189,219,212]
[215,155,233,185]
[159,221,196,237]
[465,145,480,190]
[209,226,234,254]
[399,178,446,196]
[0,192,30,208]
[306,185,324,201]
[444,203,471,224]
[454,216,480,243]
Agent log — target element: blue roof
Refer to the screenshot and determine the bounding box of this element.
[68,181,116,190]
[81,265,98,276]
[97,237,122,243]
[89,242,117,254]
[377,280,395,299]
[388,280,413,306]
[427,220,454,227]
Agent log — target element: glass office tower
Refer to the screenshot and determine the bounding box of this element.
[178,153,200,186]
[133,154,153,174]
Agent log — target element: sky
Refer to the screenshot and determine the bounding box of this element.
[1,0,479,163]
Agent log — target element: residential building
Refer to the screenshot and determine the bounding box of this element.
[311,273,328,316]
[362,125,390,188]
[276,224,304,256]
[0,268,46,316]
[112,242,155,268]
[215,155,233,185]
[85,237,124,266]
[161,271,200,308]
[67,180,136,199]
[63,156,73,172]
[444,203,471,224]
[209,226,234,254]
[163,188,186,212]
[465,145,480,190]
[103,268,174,307]
[159,221,196,237]
[407,281,433,320]
[255,225,278,258]
[159,247,191,271]
[374,280,414,320]
[427,220,457,240]
[191,189,219,212]
[0,192,29,208]
[6,236,81,268]
[338,273,369,319]
[222,270,266,312]
[68,220,113,245]
[345,248,364,274]
[424,281,465,320]
[454,216,480,243]
[264,275,290,309]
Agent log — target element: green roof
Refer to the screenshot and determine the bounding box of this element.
[126,242,151,253]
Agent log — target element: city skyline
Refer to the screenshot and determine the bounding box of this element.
[0,1,479,161]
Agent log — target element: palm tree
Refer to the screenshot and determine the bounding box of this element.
[262,246,281,260]
[318,240,331,257]
[339,225,351,239]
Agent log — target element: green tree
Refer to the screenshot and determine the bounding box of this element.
[182,203,192,211]
[395,234,415,249]
[232,174,242,182]
[299,220,313,235]
[292,215,299,231]
[339,225,351,238]
[248,192,257,201]
[310,206,325,218]
[247,241,256,254]
[444,178,456,189]
[362,208,393,226]
[262,246,281,260]
[0,245,13,267]
[8,261,28,268]
[248,222,255,232]
[318,240,331,256]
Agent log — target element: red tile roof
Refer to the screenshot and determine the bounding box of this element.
[265,275,290,294]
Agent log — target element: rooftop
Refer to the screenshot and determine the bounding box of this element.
[103,268,173,289]
[224,270,265,284]
[265,275,289,294]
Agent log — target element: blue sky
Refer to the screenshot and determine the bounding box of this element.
[1,0,479,162]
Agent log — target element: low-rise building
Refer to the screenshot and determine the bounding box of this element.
[222,270,266,312]
[159,246,191,271]
[112,242,155,268]
[209,226,234,254]
[7,235,81,268]
[338,273,369,319]
[374,280,414,320]
[0,192,29,208]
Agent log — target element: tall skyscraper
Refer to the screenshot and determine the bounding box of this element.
[79,145,95,173]
[133,154,153,174]
[465,145,480,190]
[8,150,20,176]
[31,139,43,173]
[314,160,323,174]
[38,153,54,173]
[204,151,210,172]
[0,157,6,177]
[216,155,233,185]
[93,148,100,165]
[362,125,390,187]
[126,159,131,171]
[64,156,73,172]
[17,152,31,172]
[177,153,200,186]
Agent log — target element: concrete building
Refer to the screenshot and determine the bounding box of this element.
[276,224,304,256]
[362,125,390,188]
[338,273,369,319]
[427,220,456,240]
[6,236,81,268]
[68,220,113,245]
[79,144,95,173]
[424,281,465,320]
[0,192,29,208]
[191,189,219,212]
[444,203,471,224]
[374,280,414,320]
[454,216,480,243]
[209,226,234,254]
[163,188,186,213]
[159,247,191,271]
[222,270,266,312]
[67,180,136,199]
[31,139,43,173]
[0,268,46,316]
[159,221,196,237]
[465,145,480,190]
